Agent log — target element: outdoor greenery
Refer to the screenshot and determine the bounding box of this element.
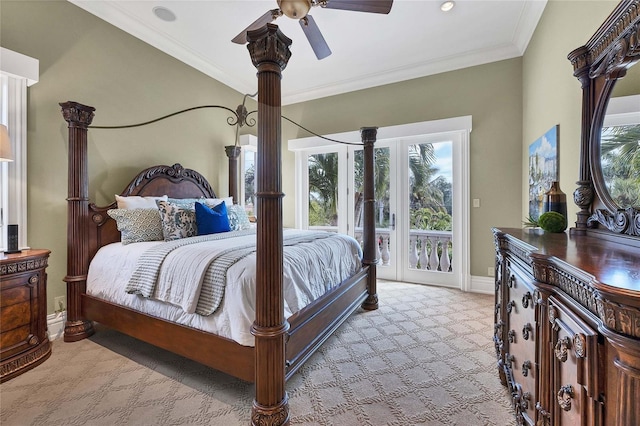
[308,143,453,231]
[601,124,640,208]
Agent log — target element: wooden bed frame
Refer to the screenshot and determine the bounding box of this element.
[59,24,378,425]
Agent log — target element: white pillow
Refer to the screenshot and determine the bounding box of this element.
[115,194,168,209]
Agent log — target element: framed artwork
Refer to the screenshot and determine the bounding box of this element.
[528,125,559,220]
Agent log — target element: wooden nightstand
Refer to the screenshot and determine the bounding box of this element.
[0,249,52,382]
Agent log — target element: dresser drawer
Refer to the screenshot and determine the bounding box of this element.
[504,258,538,425]
[1,276,35,307]
[548,296,599,425]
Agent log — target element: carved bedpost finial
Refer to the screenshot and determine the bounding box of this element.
[247,23,292,75]
[59,101,95,128]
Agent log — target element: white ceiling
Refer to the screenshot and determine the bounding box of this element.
[69,0,547,105]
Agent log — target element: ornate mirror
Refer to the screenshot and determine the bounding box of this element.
[568,0,640,238]
[599,67,640,211]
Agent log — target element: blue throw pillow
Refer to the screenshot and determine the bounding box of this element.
[195,202,231,235]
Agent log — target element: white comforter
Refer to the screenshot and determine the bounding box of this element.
[86,229,363,346]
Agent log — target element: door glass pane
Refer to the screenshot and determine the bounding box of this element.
[308,152,339,228]
[354,147,391,266]
[243,149,256,217]
[407,141,453,272]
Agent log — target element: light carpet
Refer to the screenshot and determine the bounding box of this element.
[0,281,514,425]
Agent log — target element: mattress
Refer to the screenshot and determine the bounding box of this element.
[86,229,363,346]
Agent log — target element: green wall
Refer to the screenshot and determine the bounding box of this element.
[1,1,244,313]
[280,58,524,280]
[1,0,626,315]
[522,0,620,224]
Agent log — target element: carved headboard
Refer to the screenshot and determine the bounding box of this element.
[568,0,640,242]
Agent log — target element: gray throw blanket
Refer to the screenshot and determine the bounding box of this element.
[125,230,335,316]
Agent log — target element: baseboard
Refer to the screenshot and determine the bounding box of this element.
[469,275,495,294]
[47,312,66,341]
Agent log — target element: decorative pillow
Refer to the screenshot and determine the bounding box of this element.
[107,208,164,245]
[115,194,167,209]
[227,204,253,231]
[156,200,198,241]
[167,197,233,208]
[195,202,231,235]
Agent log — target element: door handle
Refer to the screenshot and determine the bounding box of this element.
[391,213,396,230]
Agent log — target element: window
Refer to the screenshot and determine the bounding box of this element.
[289,117,472,289]
[0,48,39,250]
[239,134,257,218]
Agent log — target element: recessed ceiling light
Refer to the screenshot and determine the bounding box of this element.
[153,6,176,22]
[440,1,455,12]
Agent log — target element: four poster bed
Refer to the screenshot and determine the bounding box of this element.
[60,24,378,425]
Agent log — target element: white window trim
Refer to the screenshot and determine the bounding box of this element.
[238,134,257,212]
[289,116,472,290]
[1,48,39,250]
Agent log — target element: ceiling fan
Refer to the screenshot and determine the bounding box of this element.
[231,0,394,60]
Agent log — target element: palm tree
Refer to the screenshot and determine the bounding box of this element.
[601,124,640,207]
[308,153,339,225]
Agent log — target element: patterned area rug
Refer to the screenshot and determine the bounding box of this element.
[0,281,514,425]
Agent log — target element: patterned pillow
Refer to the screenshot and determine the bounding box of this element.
[107,208,164,245]
[156,200,198,241]
[227,204,252,231]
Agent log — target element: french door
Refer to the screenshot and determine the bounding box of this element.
[291,117,471,290]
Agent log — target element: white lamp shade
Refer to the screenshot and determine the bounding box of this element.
[0,124,13,162]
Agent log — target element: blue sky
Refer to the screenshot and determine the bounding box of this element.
[433,141,452,183]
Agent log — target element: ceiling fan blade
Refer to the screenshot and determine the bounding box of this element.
[322,0,393,14]
[231,9,281,44]
[300,15,332,60]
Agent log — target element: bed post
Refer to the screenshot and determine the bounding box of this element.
[246,23,292,426]
[225,145,242,203]
[360,127,379,310]
[59,101,96,342]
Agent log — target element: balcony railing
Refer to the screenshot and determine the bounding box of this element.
[310,226,453,272]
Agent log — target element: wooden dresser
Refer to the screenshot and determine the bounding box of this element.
[492,228,640,425]
[0,249,52,382]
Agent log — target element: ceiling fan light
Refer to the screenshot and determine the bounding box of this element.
[440,1,455,12]
[278,0,311,19]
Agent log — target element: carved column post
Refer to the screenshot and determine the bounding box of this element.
[59,101,96,342]
[360,127,379,310]
[246,23,292,426]
[225,145,242,203]
[567,46,594,235]
[601,329,640,425]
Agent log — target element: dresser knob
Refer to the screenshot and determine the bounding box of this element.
[506,300,516,314]
[554,336,571,362]
[522,291,532,308]
[508,274,516,288]
[535,402,551,426]
[522,323,533,340]
[557,384,574,411]
[508,329,516,343]
[522,360,532,377]
[520,392,531,410]
[505,353,515,368]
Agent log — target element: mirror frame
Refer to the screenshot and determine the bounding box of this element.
[568,0,640,238]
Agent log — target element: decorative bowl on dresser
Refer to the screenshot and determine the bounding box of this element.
[1,249,52,382]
